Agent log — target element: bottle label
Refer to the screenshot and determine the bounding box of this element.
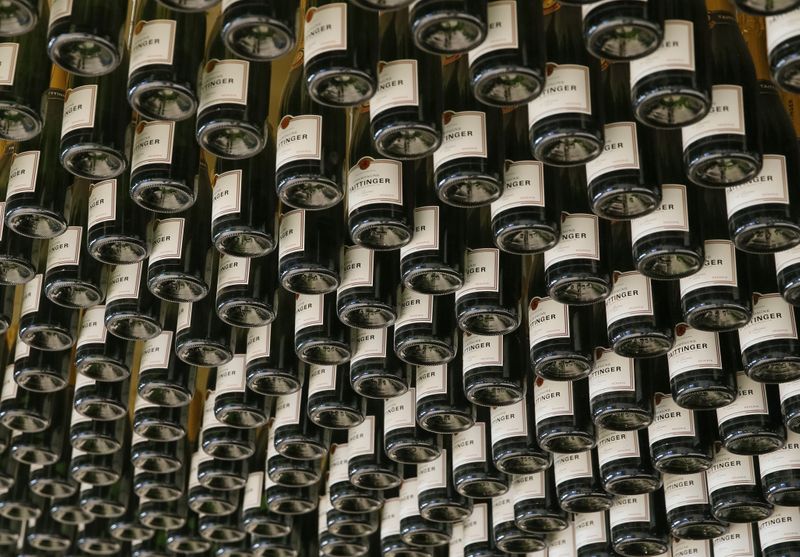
[547,524,576,557]
[544,213,600,268]
[7,150,39,198]
[76,305,107,348]
[107,262,142,303]
[629,20,695,85]
[278,209,306,259]
[491,160,545,219]
[780,377,800,403]
[610,494,650,529]
[534,378,573,423]
[347,157,403,215]
[14,337,30,361]
[46,225,81,271]
[212,169,242,221]
[216,354,247,394]
[294,293,324,333]
[140,331,172,371]
[433,110,488,170]
[87,180,117,230]
[682,85,746,147]
[328,443,350,485]
[49,0,72,23]
[462,332,503,373]
[725,155,790,217]
[348,414,374,458]
[149,218,184,264]
[381,497,401,538]
[663,472,709,512]
[775,243,800,274]
[589,349,636,399]
[450,523,465,557]
[574,512,608,549]
[246,325,271,363]
[738,293,798,350]
[667,326,722,379]
[350,327,386,364]
[61,85,97,137]
[462,502,489,546]
[399,476,419,519]
[467,1,518,63]
[217,254,250,292]
[129,19,176,74]
[202,391,223,430]
[276,115,323,170]
[585,122,640,184]
[452,421,486,470]
[242,471,264,511]
[400,206,439,258]
[527,64,591,125]
[649,395,695,443]
[131,121,174,173]
[415,364,447,399]
[679,240,737,296]
[605,271,653,326]
[273,390,302,429]
[714,523,757,557]
[20,273,41,317]
[384,388,416,433]
[716,371,768,424]
[492,492,515,526]
[418,448,447,491]
[394,288,433,329]
[597,428,640,468]
[176,302,192,332]
[490,398,527,443]
[707,450,756,492]
[304,2,347,62]
[674,540,712,557]
[70,404,91,427]
[197,59,249,113]
[759,430,800,476]
[630,184,690,244]
[759,507,800,548]
[371,59,419,118]
[766,9,800,54]
[554,451,593,484]
[308,364,337,396]
[456,248,500,300]
[337,245,374,293]
[528,297,570,347]
[0,365,17,401]
[511,472,545,503]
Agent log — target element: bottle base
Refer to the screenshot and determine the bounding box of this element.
[494,223,559,255]
[76,356,130,382]
[45,278,104,310]
[419,502,472,524]
[402,264,463,296]
[589,180,661,220]
[139,380,194,408]
[0,101,41,142]
[373,120,441,160]
[773,54,800,94]
[308,406,364,429]
[417,408,474,435]
[684,302,752,332]
[746,357,800,383]
[350,218,412,251]
[14,368,68,393]
[60,142,127,181]
[559,494,613,514]
[0,3,36,37]
[675,385,736,411]
[296,340,351,366]
[221,15,296,62]
[548,275,611,306]
[457,305,519,336]
[395,338,455,366]
[196,118,265,160]
[6,206,68,240]
[148,272,209,304]
[653,454,711,475]
[612,331,673,358]
[533,353,592,381]
[89,235,149,266]
[130,176,197,214]
[280,266,339,295]
[19,323,75,352]
[176,339,233,367]
[218,299,275,328]
[48,32,122,76]
[604,474,661,496]
[306,67,376,108]
[105,312,162,341]
[350,369,407,400]
[277,175,342,211]
[531,128,603,167]
[248,369,302,396]
[213,228,274,258]
[436,171,502,208]
[128,80,197,122]
[0,256,36,285]
[686,150,762,188]
[495,453,550,475]
[471,65,544,107]
[732,220,800,254]
[338,302,396,329]
[632,87,711,129]
[411,10,486,55]
[455,477,508,499]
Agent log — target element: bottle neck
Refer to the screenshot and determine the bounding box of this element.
[739,13,771,81]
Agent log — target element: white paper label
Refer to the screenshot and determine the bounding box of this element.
[87,180,116,230]
[400,206,439,258]
[177,302,191,332]
[492,492,514,526]
[106,262,142,303]
[511,472,545,503]
[759,507,800,548]
[462,333,503,373]
[371,60,419,118]
[468,1,518,63]
[347,158,403,214]
[682,85,746,147]
[278,209,305,260]
[149,218,184,264]
[726,155,790,217]
[348,415,374,458]
[415,364,447,399]
[212,170,242,221]
[77,305,107,348]
[49,0,72,22]
[462,502,489,546]
[680,240,737,296]
[452,421,486,470]
[574,512,608,548]
[20,273,42,316]
[673,539,712,557]
[780,377,800,403]
[338,245,374,293]
[276,115,322,170]
[491,160,545,219]
[717,371,769,425]
[308,364,336,396]
[129,19,176,74]
[629,20,695,85]
[0,43,17,86]
[130,120,174,173]
[198,59,249,113]
[7,151,39,198]
[328,443,350,485]
[399,476,419,519]
[775,243,800,274]
[713,522,757,557]
[610,494,650,529]
[547,525,576,557]
[273,390,302,429]
[707,449,757,493]
[295,293,324,333]
[433,111,488,170]
[202,392,223,431]
[767,9,800,53]
[528,296,569,347]
[490,398,527,443]
[759,430,800,477]
[449,523,464,557]
[597,427,640,468]
[630,184,690,244]
[61,85,97,137]
[544,213,600,268]
[246,325,271,364]
[555,451,593,484]
[381,497,401,538]
[216,355,246,395]
[649,395,695,443]
[350,327,386,364]
[14,336,30,361]
[384,388,416,433]
[242,471,264,511]
[46,226,81,271]
[528,64,591,124]
[217,254,250,292]
[456,248,499,300]
[738,293,798,350]
[395,288,433,329]
[589,349,636,399]
[663,472,709,513]
[605,271,653,326]
[1,365,16,401]
[418,448,447,492]
[667,326,722,379]
[585,122,640,184]
[304,3,347,62]
[533,378,573,423]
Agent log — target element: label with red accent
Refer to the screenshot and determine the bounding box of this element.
[7,150,39,198]
[456,248,499,300]
[726,155,790,217]
[528,64,591,125]
[129,19,176,74]
[738,293,798,350]
[371,60,419,118]
[46,226,81,271]
[534,378,573,423]
[88,180,117,230]
[276,115,322,170]
[304,3,347,63]
[585,122,640,184]
[433,111,488,170]
[528,296,569,347]
[468,1,518,63]
[131,120,174,173]
[680,240,737,296]
[605,271,653,325]
[649,395,695,443]
[717,371,768,424]
[667,326,722,379]
[347,157,403,214]
[198,59,249,113]
[62,85,97,137]
[400,206,439,258]
[589,349,636,399]
[629,20,695,85]
[491,160,545,219]
[544,213,600,268]
[630,184,690,243]
[682,85,746,147]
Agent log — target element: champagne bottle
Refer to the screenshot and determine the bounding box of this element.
[215,251,278,328]
[713,523,761,557]
[0,0,39,37]
[46,0,125,76]
[529,5,604,166]
[200,390,255,462]
[398,471,451,547]
[589,348,654,431]
[491,108,561,254]
[609,492,669,555]
[381,491,425,557]
[462,329,525,407]
[336,245,398,329]
[452,406,508,498]
[0,357,56,433]
[455,207,521,336]
[73,370,130,422]
[492,487,545,553]
[0,286,12,335]
[682,0,762,188]
[278,205,342,295]
[212,138,278,258]
[132,389,187,443]
[268,415,322,487]
[629,0,712,128]
[276,49,346,210]
[511,468,569,534]
[372,9,442,160]
[0,156,37,285]
[196,18,270,160]
[6,92,72,234]
[588,62,660,220]
[294,292,351,365]
[303,1,378,107]
[129,118,201,214]
[648,394,714,473]
[582,0,662,61]
[19,273,78,351]
[0,463,41,519]
[574,511,614,557]
[384,386,438,464]
[663,471,727,539]
[533,376,595,453]
[186,449,239,517]
[399,159,465,295]
[706,446,773,522]
[717,370,785,455]
[434,55,503,207]
[408,1,488,55]
[328,440,382,515]
[349,326,408,399]
[417,435,473,523]
[221,0,298,62]
[553,449,612,513]
[59,65,131,180]
[175,296,235,368]
[468,0,545,107]
[393,287,457,366]
[490,384,550,475]
[415,355,476,434]
[780,378,800,433]
[759,506,800,557]
[307,363,365,429]
[597,427,660,495]
[759,429,800,505]
[767,6,800,93]
[127,1,206,121]
[242,435,293,537]
[13,335,72,392]
[75,304,134,382]
[348,398,401,490]
[776,242,800,305]
[273,378,331,461]
[348,104,414,249]
[28,506,78,550]
[10,385,68,464]
[214,348,269,430]
[165,511,211,554]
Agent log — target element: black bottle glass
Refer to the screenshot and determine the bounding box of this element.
[582,0,662,61]
[0,157,37,285]
[13,334,71,393]
[415,355,475,434]
[73,371,129,422]
[534,376,595,453]
[609,491,670,556]
[759,506,800,557]
[214,352,269,430]
[18,272,78,351]
[0,358,54,433]
[86,173,149,266]
[278,205,341,295]
[398,472,451,547]
[648,394,714,474]
[408,0,488,55]
[381,492,427,557]
[349,326,408,399]
[706,446,773,523]
[221,0,297,62]
[462,329,525,407]
[597,427,661,496]
[554,449,612,513]
[200,391,255,462]
[336,245,397,329]
[138,306,196,407]
[490,384,550,475]
[718,370,785,455]
[104,262,161,341]
[759,429,800,506]
[294,292,350,365]
[511,467,569,534]
[347,398,401,490]
[328,440,382,514]
[589,348,653,431]
[175,296,234,368]
[418,434,473,523]
[216,251,277,328]
[767,7,800,93]
[272,377,331,461]
[383,387,438,464]
[307,363,364,429]
[75,304,134,382]
[394,288,457,366]
[663,471,727,539]
[452,406,508,498]
[492,488,545,553]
